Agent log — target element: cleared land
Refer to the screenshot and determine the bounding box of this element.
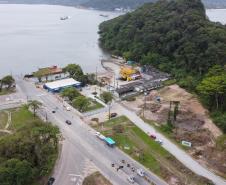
[83,171,112,185]
[121,84,226,178]
[0,111,8,129]
[91,116,213,185]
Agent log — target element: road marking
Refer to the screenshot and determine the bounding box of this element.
[37,93,46,97]
[70,177,77,182]
[69,174,82,177]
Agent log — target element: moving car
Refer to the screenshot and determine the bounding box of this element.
[95,132,106,140]
[127,176,135,184]
[65,120,72,125]
[149,134,156,139]
[137,168,145,177]
[110,113,117,118]
[47,177,55,185]
[52,110,56,113]
[155,138,163,145]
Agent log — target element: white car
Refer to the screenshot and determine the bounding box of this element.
[137,168,145,177]
[66,106,71,111]
[127,176,135,184]
[155,138,163,145]
[95,132,106,140]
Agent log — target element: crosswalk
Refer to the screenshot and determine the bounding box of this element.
[68,159,98,185]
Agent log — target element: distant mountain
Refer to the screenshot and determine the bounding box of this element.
[202,0,226,8]
[82,0,157,11]
[0,0,87,6]
[2,0,226,9]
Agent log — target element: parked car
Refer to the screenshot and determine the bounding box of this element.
[137,168,145,177]
[110,113,117,118]
[65,120,72,125]
[66,106,71,111]
[52,110,56,113]
[47,177,55,185]
[127,176,135,184]
[155,138,163,145]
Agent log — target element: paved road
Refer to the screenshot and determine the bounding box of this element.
[82,85,226,185]
[117,104,226,185]
[16,77,167,185]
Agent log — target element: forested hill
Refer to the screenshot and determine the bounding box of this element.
[99,0,226,77]
[99,0,226,132]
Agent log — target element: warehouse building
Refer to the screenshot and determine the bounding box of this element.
[43,78,81,92]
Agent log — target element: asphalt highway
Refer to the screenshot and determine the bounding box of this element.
[16,77,168,185]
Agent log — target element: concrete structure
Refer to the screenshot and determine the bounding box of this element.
[31,65,68,81]
[43,78,81,92]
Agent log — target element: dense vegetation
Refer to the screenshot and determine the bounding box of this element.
[0,75,15,95]
[0,107,59,185]
[99,0,226,132]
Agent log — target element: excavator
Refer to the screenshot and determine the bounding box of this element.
[120,66,142,81]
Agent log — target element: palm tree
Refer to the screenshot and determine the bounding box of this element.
[28,100,42,117]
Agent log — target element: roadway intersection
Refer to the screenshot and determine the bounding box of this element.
[15,77,167,185]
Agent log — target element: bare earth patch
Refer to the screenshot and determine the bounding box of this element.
[121,84,226,178]
[82,171,112,185]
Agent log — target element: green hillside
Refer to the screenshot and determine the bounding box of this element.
[99,0,226,132]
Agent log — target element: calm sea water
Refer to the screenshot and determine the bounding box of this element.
[0,4,120,77]
[206,9,226,24]
[0,5,224,77]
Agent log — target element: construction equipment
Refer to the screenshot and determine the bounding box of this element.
[119,66,141,81]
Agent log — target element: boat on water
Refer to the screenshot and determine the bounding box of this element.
[60,16,70,20]
[99,14,109,18]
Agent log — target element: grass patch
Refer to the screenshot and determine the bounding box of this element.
[142,118,190,151]
[93,116,213,185]
[0,111,8,129]
[10,106,39,130]
[0,88,15,96]
[83,171,112,185]
[84,99,104,112]
[163,79,177,86]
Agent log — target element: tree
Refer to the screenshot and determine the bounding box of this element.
[28,100,42,117]
[197,74,226,110]
[72,96,90,112]
[100,92,113,104]
[63,64,84,81]
[33,68,51,82]
[0,159,33,185]
[61,87,80,101]
[1,75,15,89]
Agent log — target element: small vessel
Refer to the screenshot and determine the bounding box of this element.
[99,14,109,18]
[60,16,70,20]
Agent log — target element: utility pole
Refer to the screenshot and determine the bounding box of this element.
[108,102,111,120]
[143,91,148,118]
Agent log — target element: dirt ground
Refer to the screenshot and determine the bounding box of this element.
[82,171,112,185]
[121,84,226,178]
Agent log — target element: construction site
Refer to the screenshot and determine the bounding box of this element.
[97,58,226,180]
[100,58,169,99]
